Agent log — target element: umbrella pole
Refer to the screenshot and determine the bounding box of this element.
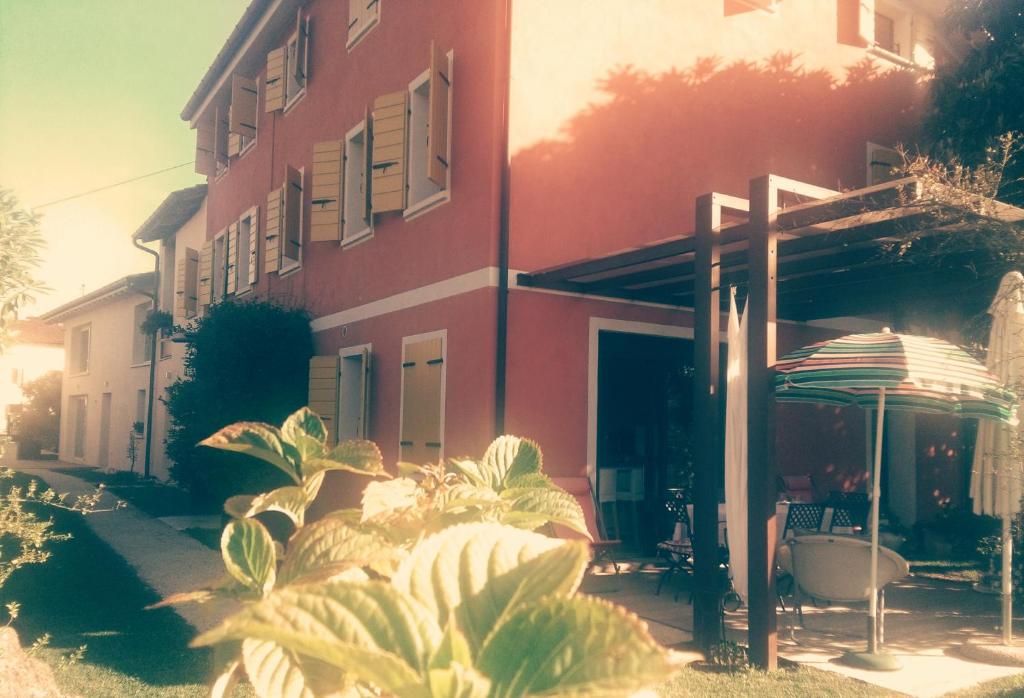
[868,387,885,655]
[1003,514,1013,645]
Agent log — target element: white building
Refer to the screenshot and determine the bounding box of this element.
[130,184,207,480]
[0,318,65,435]
[41,273,157,474]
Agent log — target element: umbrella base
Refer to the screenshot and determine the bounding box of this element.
[837,650,902,672]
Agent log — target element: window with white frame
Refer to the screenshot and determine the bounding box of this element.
[213,232,227,300]
[343,121,372,243]
[132,301,154,365]
[339,345,371,440]
[405,45,452,217]
[135,389,147,432]
[284,15,310,110]
[281,166,304,271]
[236,212,253,294]
[70,324,91,375]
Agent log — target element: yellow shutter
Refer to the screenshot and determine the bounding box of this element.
[265,187,283,274]
[400,337,443,465]
[184,248,199,317]
[867,143,901,185]
[214,106,229,164]
[227,133,242,158]
[294,10,309,87]
[427,41,451,188]
[309,355,340,444]
[347,0,363,43]
[371,91,408,214]
[198,240,213,308]
[229,75,258,140]
[195,120,215,176]
[283,165,303,263]
[358,347,371,439]
[247,206,260,285]
[837,0,874,47]
[311,140,344,242]
[226,222,238,295]
[360,106,372,224]
[174,255,187,325]
[265,46,286,112]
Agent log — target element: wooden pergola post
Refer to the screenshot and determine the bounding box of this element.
[746,175,779,669]
[693,193,722,649]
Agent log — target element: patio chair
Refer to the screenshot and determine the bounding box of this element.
[782,502,826,539]
[786,534,909,640]
[655,501,694,600]
[549,476,622,573]
[828,503,869,534]
[777,474,814,503]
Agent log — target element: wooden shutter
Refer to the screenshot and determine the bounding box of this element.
[371,91,408,213]
[247,207,260,285]
[265,187,283,274]
[361,107,372,222]
[867,143,901,185]
[347,0,363,43]
[265,46,286,112]
[214,107,230,164]
[311,140,344,242]
[229,75,258,139]
[174,256,187,324]
[195,121,215,175]
[198,240,213,308]
[357,347,371,438]
[309,355,340,444]
[227,133,242,158]
[294,10,309,88]
[427,42,451,188]
[283,165,303,262]
[226,222,238,295]
[400,337,443,465]
[184,248,199,317]
[837,0,874,47]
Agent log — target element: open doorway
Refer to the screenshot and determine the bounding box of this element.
[596,330,701,554]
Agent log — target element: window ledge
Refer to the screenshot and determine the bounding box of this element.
[403,190,450,222]
[867,46,933,73]
[341,227,373,249]
[346,18,379,51]
[279,261,302,278]
[283,89,307,115]
[130,361,152,369]
[238,139,257,159]
[69,371,89,378]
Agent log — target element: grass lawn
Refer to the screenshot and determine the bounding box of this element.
[53,467,192,518]
[658,663,899,697]
[2,472,234,697]
[910,558,986,585]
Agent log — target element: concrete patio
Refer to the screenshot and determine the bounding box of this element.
[584,559,1024,697]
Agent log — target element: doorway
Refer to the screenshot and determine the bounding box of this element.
[98,393,112,468]
[596,330,696,553]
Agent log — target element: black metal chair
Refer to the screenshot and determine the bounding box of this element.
[656,499,694,600]
[782,502,826,539]
[828,502,869,534]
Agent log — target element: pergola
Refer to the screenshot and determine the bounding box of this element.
[518,174,1024,669]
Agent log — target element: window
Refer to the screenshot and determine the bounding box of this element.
[236,209,257,293]
[405,43,452,217]
[69,395,87,459]
[399,333,445,465]
[282,166,303,271]
[136,389,147,432]
[874,11,897,54]
[228,74,258,157]
[311,140,344,243]
[10,369,23,386]
[160,237,176,311]
[347,0,380,49]
[70,324,90,374]
[132,302,154,365]
[175,247,200,324]
[339,345,371,440]
[344,122,371,243]
[284,11,310,110]
[308,355,340,444]
[213,231,227,300]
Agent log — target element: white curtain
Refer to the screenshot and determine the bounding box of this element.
[725,289,748,603]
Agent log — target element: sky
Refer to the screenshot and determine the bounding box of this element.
[0,0,249,315]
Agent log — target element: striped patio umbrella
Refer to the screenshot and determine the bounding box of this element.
[774,329,1016,670]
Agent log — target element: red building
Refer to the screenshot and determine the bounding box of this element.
[183,0,966,531]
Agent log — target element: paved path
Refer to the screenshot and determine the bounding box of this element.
[8,457,236,633]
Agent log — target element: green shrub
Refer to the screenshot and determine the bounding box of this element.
[162,408,681,697]
[164,300,314,511]
[10,371,61,459]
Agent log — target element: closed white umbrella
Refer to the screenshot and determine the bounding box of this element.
[725,288,748,603]
[971,270,1024,645]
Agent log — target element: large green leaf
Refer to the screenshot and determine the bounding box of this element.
[500,487,591,540]
[200,422,300,483]
[391,523,589,651]
[281,408,328,454]
[241,639,348,698]
[304,440,385,478]
[278,517,395,585]
[479,436,542,491]
[361,478,420,522]
[478,595,682,697]
[225,472,325,527]
[194,582,442,696]
[221,519,276,594]
[427,664,491,698]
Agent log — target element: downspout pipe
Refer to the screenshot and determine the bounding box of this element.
[494,0,513,436]
[131,234,160,480]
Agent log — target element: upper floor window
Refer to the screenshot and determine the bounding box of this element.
[405,43,453,218]
[69,324,90,375]
[228,74,258,157]
[264,167,304,275]
[132,301,154,365]
[267,9,310,113]
[174,247,200,324]
[348,0,380,49]
[235,207,259,293]
[344,122,372,243]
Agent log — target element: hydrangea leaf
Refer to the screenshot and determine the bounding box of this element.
[200,422,300,483]
[221,519,276,595]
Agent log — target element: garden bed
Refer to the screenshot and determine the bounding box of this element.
[52,468,191,518]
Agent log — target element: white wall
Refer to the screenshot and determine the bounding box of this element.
[0,344,64,434]
[150,199,208,480]
[57,292,151,473]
